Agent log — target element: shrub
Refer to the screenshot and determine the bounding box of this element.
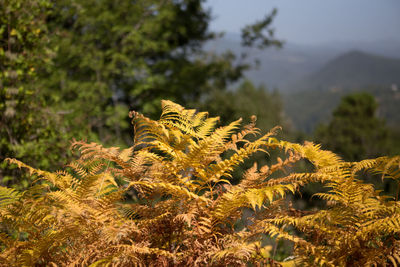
[1,100,399,266]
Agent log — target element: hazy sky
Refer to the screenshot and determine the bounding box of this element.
[205,0,400,45]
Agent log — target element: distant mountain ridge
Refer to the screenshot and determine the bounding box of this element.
[283,50,400,133]
[204,34,400,91]
[204,35,400,133]
[293,50,400,92]
[204,36,333,89]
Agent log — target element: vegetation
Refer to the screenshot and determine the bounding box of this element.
[2,1,400,266]
[1,101,400,266]
[0,0,79,188]
[283,50,400,133]
[0,0,280,188]
[203,80,286,133]
[314,93,400,197]
[315,92,391,161]
[202,80,290,184]
[40,0,280,143]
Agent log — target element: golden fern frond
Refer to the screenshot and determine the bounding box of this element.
[114,244,179,262]
[159,100,220,140]
[301,142,343,169]
[128,181,210,205]
[198,137,268,185]
[160,99,185,118]
[68,160,89,178]
[71,140,118,160]
[174,209,198,228]
[360,212,400,234]
[367,156,400,180]
[266,140,343,169]
[263,172,333,188]
[194,116,220,138]
[258,220,310,246]
[211,184,295,222]
[2,100,400,266]
[238,162,263,188]
[190,109,209,127]
[351,157,386,175]
[136,211,172,230]
[118,203,154,219]
[131,110,164,147]
[149,138,186,160]
[73,173,115,198]
[0,186,21,207]
[211,239,261,263]
[115,150,161,182]
[224,118,260,152]
[244,184,296,210]
[320,179,376,207]
[5,158,69,190]
[185,119,242,164]
[18,229,69,267]
[159,101,201,138]
[210,118,243,144]
[71,140,134,170]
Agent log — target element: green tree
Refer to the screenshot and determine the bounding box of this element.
[1,0,281,187]
[315,92,390,161]
[40,0,282,144]
[204,80,285,132]
[0,0,82,187]
[41,0,237,144]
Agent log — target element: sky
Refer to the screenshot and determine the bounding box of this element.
[205,0,400,45]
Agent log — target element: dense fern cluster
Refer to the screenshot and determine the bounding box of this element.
[1,100,399,266]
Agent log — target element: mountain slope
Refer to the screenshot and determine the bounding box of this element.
[293,50,400,91]
[204,33,400,91]
[204,36,332,89]
[284,51,400,133]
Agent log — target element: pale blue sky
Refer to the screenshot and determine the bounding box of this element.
[205,0,400,45]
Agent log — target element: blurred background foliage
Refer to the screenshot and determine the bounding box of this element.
[315,92,391,162]
[0,0,281,187]
[1,0,399,193]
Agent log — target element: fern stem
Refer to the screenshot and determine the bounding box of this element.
[98,160,111,195]
[272,240,278,260]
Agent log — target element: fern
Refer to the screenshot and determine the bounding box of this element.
[1,100,399,266]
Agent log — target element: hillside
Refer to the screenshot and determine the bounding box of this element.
[284,86,400,134]
[284,51,400,133]
[204,36,332,89]
[205,36,400,134]
[292,50,400,92]
[204,34,400,91]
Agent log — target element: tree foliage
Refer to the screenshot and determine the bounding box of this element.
[204,80,285,133]
[0,0,80,188]
[315,92,390,161]
[241,8,282,49]
[1,0,281,188]
[1,101,399,266]
[41,0,250,144]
